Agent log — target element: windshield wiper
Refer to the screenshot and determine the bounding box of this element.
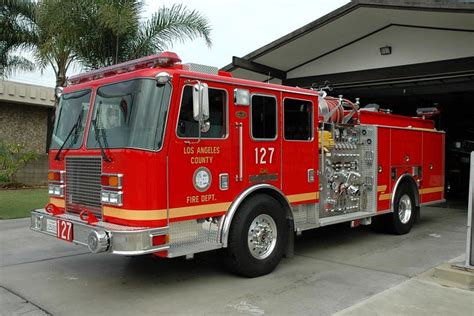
[54,110,83,161]
[91,118,112,162]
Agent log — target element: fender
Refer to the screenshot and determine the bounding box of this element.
[220,183,292,248]
[391,173,420,211]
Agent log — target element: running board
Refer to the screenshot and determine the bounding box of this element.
[319,211,374,227]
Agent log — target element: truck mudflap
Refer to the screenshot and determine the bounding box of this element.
[30,209,169,256]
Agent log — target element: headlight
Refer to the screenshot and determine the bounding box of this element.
[48,184,65,197]
[101,190,123,206]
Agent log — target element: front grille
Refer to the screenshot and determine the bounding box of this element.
[66,157,102,217]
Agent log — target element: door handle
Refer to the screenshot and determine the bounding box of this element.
[235,122,243,182]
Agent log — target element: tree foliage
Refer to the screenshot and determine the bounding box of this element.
[0,141,38,183]
[1,0,212,86]
[76,2,212,69]
[0,0,37,77]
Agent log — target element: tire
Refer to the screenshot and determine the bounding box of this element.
[224,194,288,277]
[387,184,417,235]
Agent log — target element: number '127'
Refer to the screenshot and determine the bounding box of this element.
[255,147,275,164]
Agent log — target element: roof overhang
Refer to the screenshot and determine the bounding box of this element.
[0,80,55,108]
[222,0,474,83]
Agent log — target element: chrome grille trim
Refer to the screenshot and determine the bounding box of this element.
[65,156,102,217]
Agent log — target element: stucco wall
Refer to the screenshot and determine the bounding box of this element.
[0,101,49,153]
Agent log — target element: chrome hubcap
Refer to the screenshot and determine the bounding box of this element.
[398,194,412,224]
[248,214,277,259]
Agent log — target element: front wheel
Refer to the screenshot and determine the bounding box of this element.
[225,194,288,277]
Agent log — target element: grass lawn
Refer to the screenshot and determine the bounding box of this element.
[0,188,48,219]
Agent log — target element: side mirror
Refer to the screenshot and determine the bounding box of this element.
[193,82,209,122]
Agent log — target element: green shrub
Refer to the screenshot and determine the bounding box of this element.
[0,141,38,183]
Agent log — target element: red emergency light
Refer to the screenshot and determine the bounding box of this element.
[68,51,182,85]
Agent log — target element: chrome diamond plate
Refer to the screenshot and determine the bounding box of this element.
[182,63,218,75]
[167,217,223,257]
[65,156,102,217]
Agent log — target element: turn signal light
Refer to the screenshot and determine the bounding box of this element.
[48,170,65,183]
[101,174,122,188]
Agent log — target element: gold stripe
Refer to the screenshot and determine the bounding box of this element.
[420,186,444,194]
[50,197,65,208]
[103,207,166,220]
[378,186,443,201]
[287,192,319,203]
[170,202,231,218]
[377,185,387,192]
[105,191,321,221]
[409,127,438,132]
[72,186,444,220]
[379,193,392,201]
[103,201,232,221]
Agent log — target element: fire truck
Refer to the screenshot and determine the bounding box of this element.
[30,52,445,277]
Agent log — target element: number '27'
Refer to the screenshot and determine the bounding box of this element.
[255,147,275,164]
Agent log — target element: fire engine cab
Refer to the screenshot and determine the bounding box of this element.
[31,52,445,277]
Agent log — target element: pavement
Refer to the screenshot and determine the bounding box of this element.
[0,204,472,315]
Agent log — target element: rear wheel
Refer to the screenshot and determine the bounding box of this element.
[386,184,417,234]
[225,194,287,277]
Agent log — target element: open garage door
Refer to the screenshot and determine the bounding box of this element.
[306,59,474,201]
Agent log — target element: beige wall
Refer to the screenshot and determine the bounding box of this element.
[0,101,50,153]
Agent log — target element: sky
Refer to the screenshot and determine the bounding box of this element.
[9,0,350,87]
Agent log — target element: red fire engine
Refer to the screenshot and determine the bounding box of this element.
[31,52,445,277]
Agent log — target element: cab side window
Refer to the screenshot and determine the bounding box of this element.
[251,95,277,140]
[284,98,313,141]
[177,86,227,138]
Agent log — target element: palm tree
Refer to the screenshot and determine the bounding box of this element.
[0,0,37,77]
[35,0,84,89]
[1,0,212,86]
[0,0,79,88]
[75,2,212,69]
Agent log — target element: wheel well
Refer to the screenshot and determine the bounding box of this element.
[221,184,293,248]
[247,188,293,221]
[392,174,420,209]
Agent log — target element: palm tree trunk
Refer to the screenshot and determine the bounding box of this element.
[115,36,119,64]
[48,69,66,152]
[55,72,66,105]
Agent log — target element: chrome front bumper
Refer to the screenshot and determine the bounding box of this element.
[30,209,169,256]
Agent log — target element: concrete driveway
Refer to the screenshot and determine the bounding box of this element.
[0,204,471,315]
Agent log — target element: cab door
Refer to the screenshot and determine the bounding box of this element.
[281,93,318,205]
[167,79,232,222]
[243,92,281,188]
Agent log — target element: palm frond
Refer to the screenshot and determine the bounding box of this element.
[98,0,142,35]
[0,54,35,78]
[129,3,212,59]
[0,0,38,76]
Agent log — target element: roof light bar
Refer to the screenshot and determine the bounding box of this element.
[68,51,181,85]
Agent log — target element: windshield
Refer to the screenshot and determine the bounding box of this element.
[87,79,171,151]
[50,90,92,149]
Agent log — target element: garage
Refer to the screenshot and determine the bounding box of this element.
[223,0,474,200]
